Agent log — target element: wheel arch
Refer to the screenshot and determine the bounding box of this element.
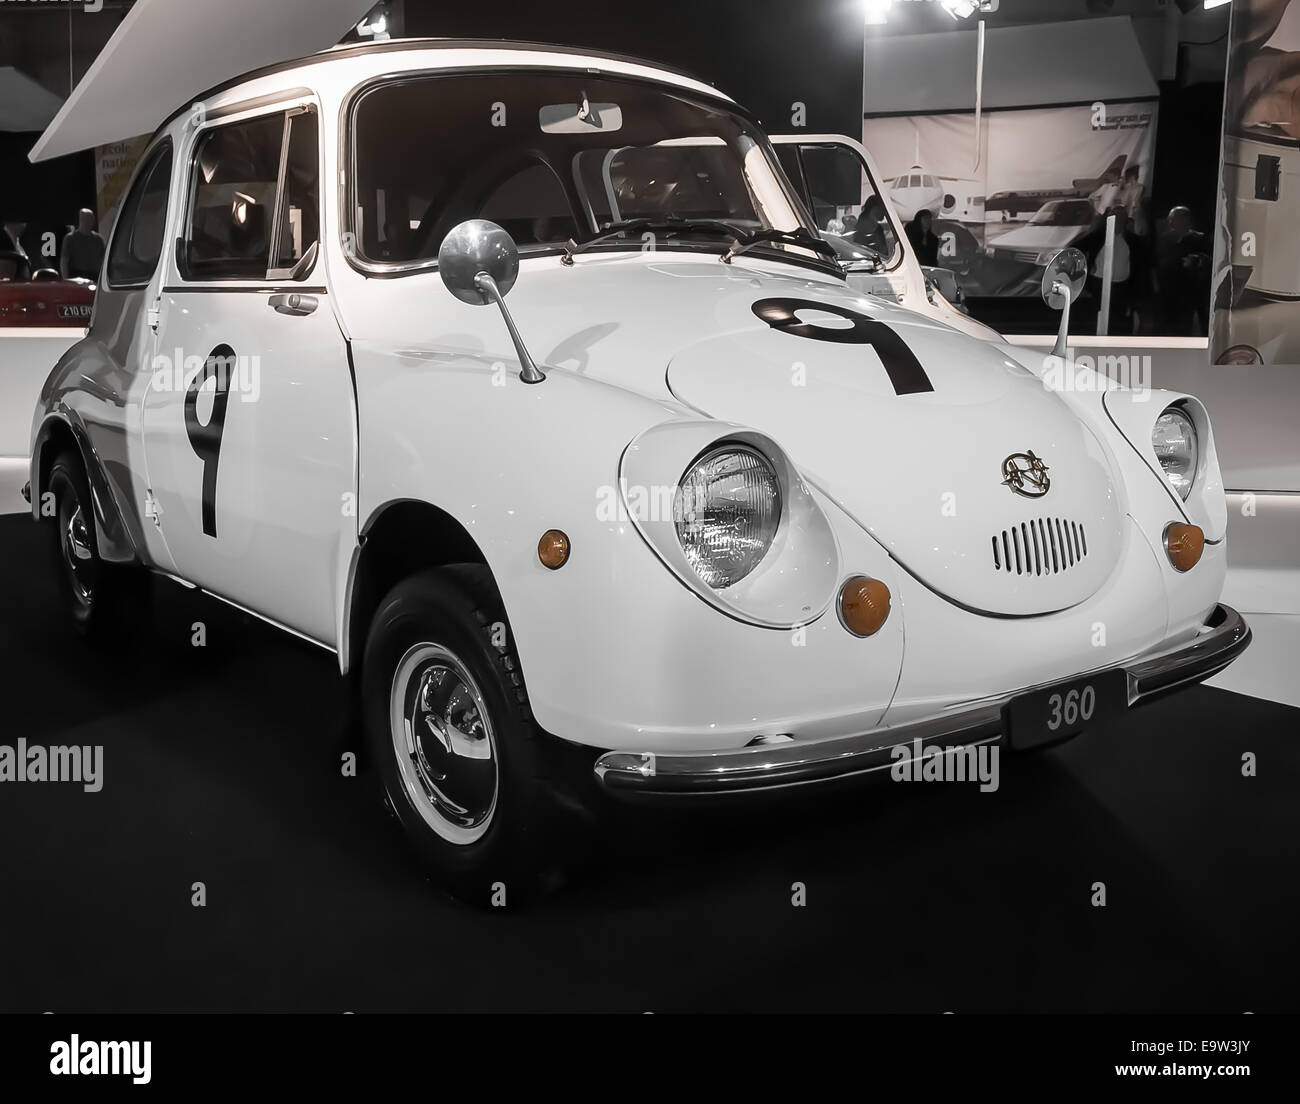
[341,497,491,677]
[31,413,142,565]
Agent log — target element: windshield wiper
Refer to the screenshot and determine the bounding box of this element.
[562,218,839,266]
[721,226,838,263]
[840,242,886,271]
[561,217,745,264]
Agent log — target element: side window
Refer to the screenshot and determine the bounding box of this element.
[107,143,173,287]
[798,144,902,268]
[272,110,320,271]
[185,113,286,279]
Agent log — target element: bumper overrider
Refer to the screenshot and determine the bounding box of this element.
[593,604,1251,797]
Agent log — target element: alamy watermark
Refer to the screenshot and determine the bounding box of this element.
[150,347,261,404]
[0,739,103,793]
[890,739,1000,793]
[596,481,704,524]
[1039,353,1152,400]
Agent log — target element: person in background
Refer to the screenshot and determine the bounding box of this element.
[905,208,940,268]
[60,208,106,281]
[853,195,892,260]
[1118,165,1146,234]
[1155,206,1212,335]
[2,216,29,260]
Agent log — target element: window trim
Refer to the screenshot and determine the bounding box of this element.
[267,106,321,280]
[339,66,841,281]
[103,138,175,291]
[177,98,322,287]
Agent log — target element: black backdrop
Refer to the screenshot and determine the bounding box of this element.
[0,132,95,260]
[402,0,868,137]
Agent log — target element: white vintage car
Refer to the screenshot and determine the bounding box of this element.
[27,40,1249,899]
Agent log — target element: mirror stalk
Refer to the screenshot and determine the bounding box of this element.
[474,273,546,384]
[1041,247,1088,361]
[1051,280,1072,360]
[438,219,548,385]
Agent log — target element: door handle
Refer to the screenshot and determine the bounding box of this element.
[269,292,318,317]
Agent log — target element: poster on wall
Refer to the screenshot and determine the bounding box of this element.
[1213,0,1300,364]
[864,101,1157,298]
[93,136,150,239]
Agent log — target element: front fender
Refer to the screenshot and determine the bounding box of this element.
[997,344,1227,638]
[1102,390,1228,543]
[351,348,906,751]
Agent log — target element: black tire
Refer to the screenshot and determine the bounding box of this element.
[362,565,566,905]
[46,451,149,642]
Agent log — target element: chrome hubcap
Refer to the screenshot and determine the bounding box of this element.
[61,502,94,605]
[390,644,498,845]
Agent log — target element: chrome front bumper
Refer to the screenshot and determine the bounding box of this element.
[593,604,1251,797]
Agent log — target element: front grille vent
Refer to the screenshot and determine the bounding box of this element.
[992,518,1088,577]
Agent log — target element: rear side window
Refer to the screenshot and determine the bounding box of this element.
[106,142,173,287]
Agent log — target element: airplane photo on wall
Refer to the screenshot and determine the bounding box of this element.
[863,101,1158,299]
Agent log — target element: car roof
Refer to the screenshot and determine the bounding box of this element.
[34,27,737,163]
[204,37,708,95]
[170,38,734,127]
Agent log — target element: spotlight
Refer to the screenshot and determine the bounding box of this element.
[864,0,893,25]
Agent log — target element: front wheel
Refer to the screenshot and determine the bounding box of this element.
[362,566,565,904]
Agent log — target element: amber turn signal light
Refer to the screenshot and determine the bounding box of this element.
[838,576,891,637]
[1164,522,1204,573]
[538,529,570,570]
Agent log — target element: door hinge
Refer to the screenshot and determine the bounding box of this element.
[147,304,161,332]
[145,491,161,527]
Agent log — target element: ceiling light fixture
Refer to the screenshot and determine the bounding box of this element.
[864,0,893,25]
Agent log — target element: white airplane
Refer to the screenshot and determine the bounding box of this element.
[886,136,980,223]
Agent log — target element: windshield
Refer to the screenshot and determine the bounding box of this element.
[1029,200,1098,227]
[349,72,814,267]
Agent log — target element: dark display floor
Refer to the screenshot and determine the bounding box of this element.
[1,514,1297,1012]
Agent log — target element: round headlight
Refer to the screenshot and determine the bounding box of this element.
[675,445,781,589]
[1152,407,1198,501]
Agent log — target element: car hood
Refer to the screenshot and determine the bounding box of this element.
[989,224,1085,250]
[440,254,1124,616]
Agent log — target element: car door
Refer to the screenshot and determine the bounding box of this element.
[770,134,921,302]
[142,99,355,646]
[771,133,1000,340]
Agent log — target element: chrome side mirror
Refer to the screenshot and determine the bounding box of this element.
[1040,247,1088,359]
[438,220,545,384]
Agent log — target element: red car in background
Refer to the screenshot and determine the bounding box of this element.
[0,250,94,327]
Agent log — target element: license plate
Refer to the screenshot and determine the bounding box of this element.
[1003,670,1128,751]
